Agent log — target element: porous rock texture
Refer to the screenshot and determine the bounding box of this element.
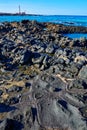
[0,20,87,130]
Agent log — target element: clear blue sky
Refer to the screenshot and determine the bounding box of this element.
[0,0,87,15]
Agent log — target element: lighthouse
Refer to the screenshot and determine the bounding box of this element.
[19,5,21,14]
[18,5,26,15]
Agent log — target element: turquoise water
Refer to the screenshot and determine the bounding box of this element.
[0,15,87,38]
[64,33,87,39]
[0,15,87,27]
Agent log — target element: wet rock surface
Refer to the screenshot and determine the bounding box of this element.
[0,20,87,130]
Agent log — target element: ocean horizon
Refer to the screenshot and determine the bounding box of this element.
[0,15,87,27]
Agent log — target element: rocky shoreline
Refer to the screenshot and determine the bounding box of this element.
[0,20,87,130]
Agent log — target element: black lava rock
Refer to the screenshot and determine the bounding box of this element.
[20,49,32,65]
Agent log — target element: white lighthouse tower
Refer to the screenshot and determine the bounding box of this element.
[19,5,21,14]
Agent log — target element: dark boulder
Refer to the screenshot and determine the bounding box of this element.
[20,49,32,64]
[0,118,14,130]
[0,118,23,130]
[21,20,30,24]
[0,90,3,96]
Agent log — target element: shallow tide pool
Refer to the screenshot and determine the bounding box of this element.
[64,33,87,39]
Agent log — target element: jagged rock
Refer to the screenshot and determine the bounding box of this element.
[0,118,14,130]
[38,99,86,130]
[0,118,23,130]
[32,53,44,64]
[5,97,19,105]
[20,49,32,64]
[46,46,55,54]
[78,65,87,79]
[7,85,22,93]
[0,90,3,96]
[32,74,66,93]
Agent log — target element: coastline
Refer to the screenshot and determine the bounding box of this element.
[0,13,43,16]
[0,20,87,130]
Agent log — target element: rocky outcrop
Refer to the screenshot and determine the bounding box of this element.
[46,22,87,34]
[0,20,87,130]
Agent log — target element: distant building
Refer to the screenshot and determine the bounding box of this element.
[21,12,26,15]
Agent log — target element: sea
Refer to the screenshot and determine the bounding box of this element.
[0,15,87,39]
